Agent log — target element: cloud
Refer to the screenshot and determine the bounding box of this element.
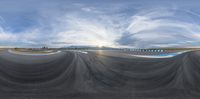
[1,1,200,48]
[52,14,123,47]
[117,8,200,48]
[0,7,126,48]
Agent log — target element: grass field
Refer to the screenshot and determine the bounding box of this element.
[12,48,54,54]
[0,48,7,51]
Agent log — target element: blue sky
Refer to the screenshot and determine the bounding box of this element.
[1,0,200,48]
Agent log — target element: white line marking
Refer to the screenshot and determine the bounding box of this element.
[131,55,174,58]
[131,51,189,58]
[80,51,88,54]
[72,50,88,54]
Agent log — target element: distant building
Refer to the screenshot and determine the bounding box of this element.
[42,46,48,49]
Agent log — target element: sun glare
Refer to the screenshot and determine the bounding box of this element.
[98,44,103,48]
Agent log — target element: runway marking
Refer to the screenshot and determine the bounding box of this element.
[131,51,189,58]
[80,51,88,54]
[132,55,174,58]
[73,50,88,54]
[8,49,61,56]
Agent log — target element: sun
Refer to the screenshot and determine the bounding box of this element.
[94,41,107,48]
[98,44,103,48]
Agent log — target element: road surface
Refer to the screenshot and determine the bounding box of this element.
[0,50,199,99]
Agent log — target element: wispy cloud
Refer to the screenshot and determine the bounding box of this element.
[0,6,124,48]
[52,13,123,47]
[117,8,200,48]
[1,1,200,48]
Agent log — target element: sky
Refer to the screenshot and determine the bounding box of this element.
[1,0,200,48]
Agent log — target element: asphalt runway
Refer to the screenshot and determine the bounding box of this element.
[0,50,199,99]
